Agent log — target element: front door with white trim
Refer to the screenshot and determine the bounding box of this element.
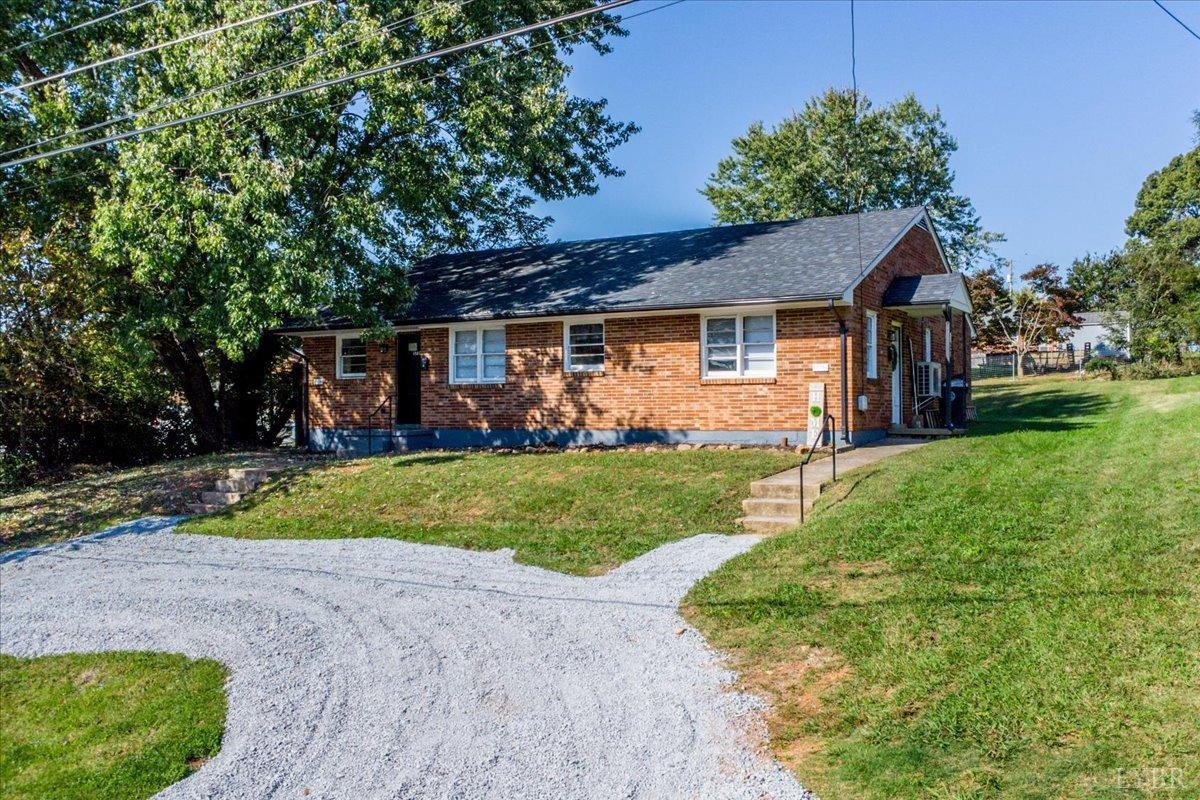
[890,325,902,426]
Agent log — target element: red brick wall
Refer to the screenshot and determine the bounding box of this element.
[848,224,970,431]
[301,224,962,439]
[304,335,396,429]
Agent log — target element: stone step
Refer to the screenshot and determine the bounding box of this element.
[200,491,242,506]
[741,497,810,518]
[186,503,222,514]
[737,515,798,534]
[749,479,824,499]
[215,477,258,493]
[227,466,284,482]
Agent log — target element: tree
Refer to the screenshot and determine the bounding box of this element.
[2,0,637,452]
[1066,250,1130,311]
[969,263,1080,376]
[702,88,1001,271]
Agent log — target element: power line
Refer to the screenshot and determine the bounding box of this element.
[0,0,159,58]
[3,0,324,96]
[1,0,639,170]
[1,0,474,160]
[0,0,681,200]
[1152,0,1200,42]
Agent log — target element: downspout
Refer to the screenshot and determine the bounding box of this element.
[829,300,850,447]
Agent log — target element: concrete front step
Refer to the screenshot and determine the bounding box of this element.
[749,479,824,499]
[741,496,811,517]
[214,477,258,493]
[186,503,222,514]
[737,515,799,534]
[227,466,284,482]
[200,491,242,506]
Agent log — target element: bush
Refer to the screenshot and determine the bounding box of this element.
[1117,360,1200,381]
[0,451,36,495]
[1082,357,1119,379]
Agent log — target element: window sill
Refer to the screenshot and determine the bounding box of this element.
[701,376,777,385]
[337,374,366,380]
[564,369,605,376]
[450,381,506,387]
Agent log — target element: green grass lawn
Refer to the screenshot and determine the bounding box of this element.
[0,652,227,800]
[0,451,320,553]
[179,448,800,574]
[685,375,1200,799]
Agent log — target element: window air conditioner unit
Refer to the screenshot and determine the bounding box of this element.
[916,361,943,398]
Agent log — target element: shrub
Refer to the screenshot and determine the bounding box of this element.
[0,451,36,495]
[1083,357,1119,379]
[1117,360,1200,381]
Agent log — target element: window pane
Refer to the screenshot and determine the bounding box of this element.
[707,357,737,374]
[453,332,477,355]
[482,328,505,354]
[706,344,736,360]
[705,317,735,345]
[344,355,366,375]
[453,355,477,382]
[569,323,603,344]
[571,353,604,367]
[743,343,775,372]
[482,354,505,380]
[742,315,774,343]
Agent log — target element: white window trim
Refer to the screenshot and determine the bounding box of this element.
[336,333,367,379]
[449,325,506,385]
[923,327,932,362]
[701,312,777,378]
[563,318,605,373]
[865,310,879,379]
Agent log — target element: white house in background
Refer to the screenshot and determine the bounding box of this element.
[1064,311,1130,359]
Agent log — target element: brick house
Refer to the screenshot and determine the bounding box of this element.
[279,207,973,454]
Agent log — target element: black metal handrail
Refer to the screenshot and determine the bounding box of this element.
[366,396,392,456]
[799,414,837,524]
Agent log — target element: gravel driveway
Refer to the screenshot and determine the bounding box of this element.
[0,518,810,799]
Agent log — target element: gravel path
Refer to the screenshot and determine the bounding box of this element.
[0,518,811,799]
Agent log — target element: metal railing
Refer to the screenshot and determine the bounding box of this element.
[366,397,392,456]
[799,414,837,525]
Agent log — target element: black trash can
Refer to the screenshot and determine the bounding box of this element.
[948,375,968,426]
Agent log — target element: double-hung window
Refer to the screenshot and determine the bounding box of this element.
[865,311,879,379]
[703,314,775,377]
[451,327,505,384]
[337,334,367,379]
[564,321,605,372]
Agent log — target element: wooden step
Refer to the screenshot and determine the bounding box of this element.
[200,491,242,506]
[737,515,798,534]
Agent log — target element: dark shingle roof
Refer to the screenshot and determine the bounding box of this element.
[277,207,936,331]
[882,273,965,307]
[401,207,928,323]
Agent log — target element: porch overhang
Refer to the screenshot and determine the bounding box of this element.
[881,273,973,317]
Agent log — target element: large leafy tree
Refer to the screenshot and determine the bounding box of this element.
[2,0,636,452]
[702,88,1000,271]
[968,262,1080,375]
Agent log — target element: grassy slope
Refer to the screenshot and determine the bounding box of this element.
[179,449,799,574]
[0,652,227,800]
[685,376,1200,799]
[0,451,318,553]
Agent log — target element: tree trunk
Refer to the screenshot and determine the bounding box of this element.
[220,336,283,449]
[152,333,224,453]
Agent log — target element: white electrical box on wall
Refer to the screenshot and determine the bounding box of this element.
[856,394,868,411]
[313,377,325,386]
[812,362,829,373]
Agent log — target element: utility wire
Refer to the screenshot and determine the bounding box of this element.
[1152,0,1200,42]
[0,0,159,58]
[0,0,681,200]
[1,0,473,160]
[3,0,324,96]
[1,0,637,169]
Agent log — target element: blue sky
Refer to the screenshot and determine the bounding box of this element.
[536,0,1199,272]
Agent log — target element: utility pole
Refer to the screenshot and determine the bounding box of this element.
[1008,262,1016,381]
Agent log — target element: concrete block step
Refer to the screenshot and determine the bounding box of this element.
[749,480,823,499]
[214,477,257,493]
[227,466,284,482]
[186,503,222,514]
[200,491,242,506]
[737,515,799,534]
[741,497,810,517]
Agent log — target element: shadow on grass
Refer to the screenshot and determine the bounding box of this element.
[969,382,1114,436]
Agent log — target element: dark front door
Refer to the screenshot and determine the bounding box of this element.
[395,332,421,425]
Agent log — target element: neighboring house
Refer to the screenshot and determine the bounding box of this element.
[277,206,973,454]
[1063,311,1130,360]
